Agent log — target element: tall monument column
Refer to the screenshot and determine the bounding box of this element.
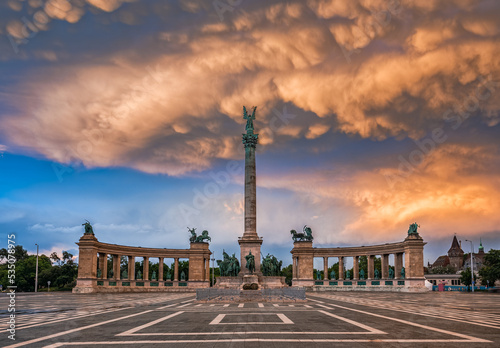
[239,106,263,274]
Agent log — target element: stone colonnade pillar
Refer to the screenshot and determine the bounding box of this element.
[128,256,135,281]
[158,257,164,281]
[143,257,149,281]
[323,257,328,280]
[382,254,389,279]
[113,254,120,280]
[368,255,374,279]
[353,256,359,280]
[338,257,344,281]
[98,252,107,279]
[174,258,179,281]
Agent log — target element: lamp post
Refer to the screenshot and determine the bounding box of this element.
[35,243,39,293]
[465,239,474,292]
[211,257,215,287]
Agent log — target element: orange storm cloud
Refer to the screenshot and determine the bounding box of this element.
[0,0,499,244]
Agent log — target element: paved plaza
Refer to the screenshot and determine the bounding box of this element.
[1,291,499,347]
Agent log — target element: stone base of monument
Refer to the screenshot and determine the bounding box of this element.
[196,288,306,303]
[215,275,288,289]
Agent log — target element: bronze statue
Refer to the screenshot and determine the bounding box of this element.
[245,251,255,274]
[243,106,257,132]
[375,269,380,279]
[290,225,314,242]
[195,230,211,243]
[401,267,405,279]
[82,220,94,235]
[330,270,336,280]
[389,267,395,279]
[262,253,282,276]
[188,227,197,243]
[359,269,365,280]
[217,250,240,276]
[407,222,420,235]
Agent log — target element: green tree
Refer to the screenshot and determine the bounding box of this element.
[281,264,292,285]
[460,267,477,291]
[0,247,52,292]
[0,245,28,262]
[479,249,500,286]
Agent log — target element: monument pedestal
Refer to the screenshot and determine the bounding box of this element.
[238,237,263,275]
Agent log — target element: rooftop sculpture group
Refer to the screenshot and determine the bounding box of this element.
[188,227,211,243]
[290,225,314,242]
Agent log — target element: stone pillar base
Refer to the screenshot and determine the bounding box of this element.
[292,279,314,287]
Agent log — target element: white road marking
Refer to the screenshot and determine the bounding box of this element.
[238,304,244,308]
[276,313,294,324]
[5,310,155,348]
[177,303,191,308]
[318,310,385,334]
[157,303,178,310]
[117,311,184,336]
[258,303,264,307]
[223,304,230,307]
[273,304,279,307]
[309,299,491,343]
[210,314,225,325]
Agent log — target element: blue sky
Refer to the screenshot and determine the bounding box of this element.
[1,0,499,268]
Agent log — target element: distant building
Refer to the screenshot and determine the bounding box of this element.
[463,239,486,272]
[428,235,464,272]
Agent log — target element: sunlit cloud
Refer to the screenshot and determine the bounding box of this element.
[0,0,499,255]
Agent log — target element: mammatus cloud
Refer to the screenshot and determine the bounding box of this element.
[1,0,499,247]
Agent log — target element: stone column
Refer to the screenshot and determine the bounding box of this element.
[382,254,389,279]
[113,255,120,280]
[368,255,374,279]
[323,257,329,280]
[338,257,344,281]
[158,257,164,282]
[293,257,297,279]
[98,253,107,279]
[395,253,403,279]
[205,258,210,281]
[143,257,149,281]
[353,256,359,280]
[128,256,135,281]
[239,107,263,275]
[174,258,179,281]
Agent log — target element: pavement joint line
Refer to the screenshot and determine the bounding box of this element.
[4,309,156,348]
[312,294,500,330]
[116,311,184,336]
[308,297,491,343]
[4,307,131,331]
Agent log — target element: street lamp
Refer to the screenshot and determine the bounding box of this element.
[35,243,39,293]
[465,239,474,293]
[211,257,215,287]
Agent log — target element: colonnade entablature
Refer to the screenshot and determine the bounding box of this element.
[73,233,211,293]
[291,233,427,292]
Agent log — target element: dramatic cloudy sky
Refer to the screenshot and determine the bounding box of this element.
[1,0,499,268]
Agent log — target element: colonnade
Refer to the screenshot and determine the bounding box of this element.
[73,233,211,293]
[291,233,426,291]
